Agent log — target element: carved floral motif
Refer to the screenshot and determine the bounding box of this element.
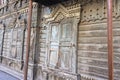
[81,0,120,24]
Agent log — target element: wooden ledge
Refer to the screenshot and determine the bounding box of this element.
[42,67,81,80]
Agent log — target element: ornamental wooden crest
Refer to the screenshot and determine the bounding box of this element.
[43,3,81,22]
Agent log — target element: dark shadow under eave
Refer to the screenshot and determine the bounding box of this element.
[33,0,69,6]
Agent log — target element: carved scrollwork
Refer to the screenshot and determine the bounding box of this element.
[0,0,29,16]
[80,0,120,24]
[43,3,81,22]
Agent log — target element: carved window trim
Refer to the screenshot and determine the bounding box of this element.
[45,17,78,74]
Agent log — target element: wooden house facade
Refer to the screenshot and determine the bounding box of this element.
[0,0,120,80]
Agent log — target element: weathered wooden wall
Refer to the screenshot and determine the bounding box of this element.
[0,0,28,73]
[78,0,120,80]
[0,0,120,80]
[35,0,81,80]
[0,0,39,79]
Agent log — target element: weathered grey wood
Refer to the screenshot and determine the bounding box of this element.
[1,0,120,80]
[78,0,120,80]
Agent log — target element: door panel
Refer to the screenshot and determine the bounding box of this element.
[59,22,73,71]
[49,46,58,68]
[51,25,59,41]
[60,23,72,41]
[48,24,59,68]
[59,47,72,70]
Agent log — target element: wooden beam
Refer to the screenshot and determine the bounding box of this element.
[107,0,114,80]
[23,0,33,80]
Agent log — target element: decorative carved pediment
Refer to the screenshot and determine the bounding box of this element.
[54,12,65,22]
[44,3,81,22]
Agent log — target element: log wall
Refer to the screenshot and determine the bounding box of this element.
[78,0,120,80]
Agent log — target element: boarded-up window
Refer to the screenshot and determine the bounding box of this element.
[10,28,24,59]
[3,27,25,60]
[46,18,77,72]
